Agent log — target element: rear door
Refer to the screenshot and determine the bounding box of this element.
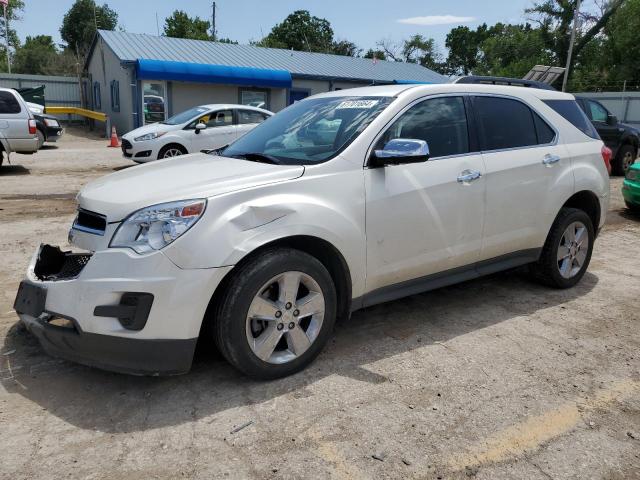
[190,109,237,151]
[472,95,571,261]
[0,90,36,153]
[236,109,270,139]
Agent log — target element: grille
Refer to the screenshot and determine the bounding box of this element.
[73,209,106,235]
[34,245,93,281]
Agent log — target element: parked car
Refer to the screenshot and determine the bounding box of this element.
[574,95,639,175]
[14,84,609,379]
[25,102,63,148]
[121,104,273,162]
[143,94,166,123]
[0,87,39,166]
[622,162,640,212]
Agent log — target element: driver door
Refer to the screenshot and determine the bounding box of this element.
[190,109,237,151]
[364,96,486,297]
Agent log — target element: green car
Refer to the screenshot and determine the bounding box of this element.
[623,162,640,211]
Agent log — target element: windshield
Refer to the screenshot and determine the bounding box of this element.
[221,96,394,165]
[162,106,211,126]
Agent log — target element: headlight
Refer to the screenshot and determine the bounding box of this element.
[134,132,166,142]
[44,118,59,127]
[110,199,206,254]
[626,169,638,181]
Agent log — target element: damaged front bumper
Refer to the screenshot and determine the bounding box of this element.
[14,244,232,375]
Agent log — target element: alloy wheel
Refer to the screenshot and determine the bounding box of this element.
[557,221,589,279]
[622,151,635,172]
[245,271,325,364]
[163,148,183,158]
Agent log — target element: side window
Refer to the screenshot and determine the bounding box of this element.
[93,82,101,110]
[378,96,470,158]
[207,110,233,128]
[474,96,537,150]
[587,100,608,123]
[237,110,268,125]
[533,112,556,144]
[110,80,120,112]
[0,91,21,114]
[543,99,600,139]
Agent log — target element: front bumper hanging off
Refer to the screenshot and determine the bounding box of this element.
[13,244,231,375]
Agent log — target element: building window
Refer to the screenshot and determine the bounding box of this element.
[110,80,120,112]
[142,81,167,124]
[93,81,101,110]
[239,88,269,110]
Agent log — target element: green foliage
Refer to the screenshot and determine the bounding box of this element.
[60,0,117,56]
[164,10,211,41]
[477,24,553,78]
[257,10,335,53]
[363,49,386,61]
[332,39,360,57]
[12,35,57,74]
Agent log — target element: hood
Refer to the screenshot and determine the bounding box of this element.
[77,153,305,221]
[619,122,640,135]
[122,123,175,139]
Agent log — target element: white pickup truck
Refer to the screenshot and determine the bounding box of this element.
[0,87,39,166]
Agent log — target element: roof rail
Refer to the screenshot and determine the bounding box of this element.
[454,75,557,91]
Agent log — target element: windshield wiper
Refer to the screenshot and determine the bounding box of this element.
[229,152,281,165]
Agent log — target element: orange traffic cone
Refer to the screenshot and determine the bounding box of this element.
[108,126,120,148]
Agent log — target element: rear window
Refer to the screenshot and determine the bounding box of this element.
[474,96,537,150]
[543,100,600,139]
[0,91,21,114]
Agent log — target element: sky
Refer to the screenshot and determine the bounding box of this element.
[15,0,535,53]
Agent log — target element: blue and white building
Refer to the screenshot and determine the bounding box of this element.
[85,30,446,134]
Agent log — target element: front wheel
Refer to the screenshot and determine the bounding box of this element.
[158,144,186,159]
[213,248,337,379]
[530,208,594,288]
[613,144,636,176]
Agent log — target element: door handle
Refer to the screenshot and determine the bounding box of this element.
[542,154,561,166]
[457,169,482,184]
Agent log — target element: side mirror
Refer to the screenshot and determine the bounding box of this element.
[606,114,617,126]
[195,123,207,134]
[371,139,430,167]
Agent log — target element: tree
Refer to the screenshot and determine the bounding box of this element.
[376,35,447,74]
[477,23,553,78]
[332,39,360,57]
[164,10,211,41]
[12,36,57,75]
[526,0,624,76]
[445,24,493,76]
[60,0,117,57]
[258,10,334,53]
[363,49,386,61]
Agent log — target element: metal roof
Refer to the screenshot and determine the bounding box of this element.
[97,30,446,84]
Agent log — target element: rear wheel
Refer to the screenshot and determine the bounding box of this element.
[213,248,337,379]
[36,130,45,149]
[613,144,636,176]
[530,208,594,288]
[158,144,187,159]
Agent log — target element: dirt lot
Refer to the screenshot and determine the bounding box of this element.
[1,131,639,480]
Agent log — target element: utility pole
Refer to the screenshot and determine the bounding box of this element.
[562,0,581,92]
[211,1,216,40]
[2,0,10,74]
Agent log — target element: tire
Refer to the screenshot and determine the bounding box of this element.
[530,207,594,289]
[213,248,337,379]
[36,130,45,149]
[626,201,640,213]
[158,144,187,159]
[612,144,636,176]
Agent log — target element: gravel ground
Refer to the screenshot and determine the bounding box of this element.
[0,130,639,480]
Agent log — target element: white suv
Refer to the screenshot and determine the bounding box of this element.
[121,104,272,162]
[14,84,609,378]
[0,87,39,166]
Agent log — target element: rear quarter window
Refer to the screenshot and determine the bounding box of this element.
[543,99,600,140]
[0,91,22,114]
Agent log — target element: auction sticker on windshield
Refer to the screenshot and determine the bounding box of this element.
[336,100,380,109]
